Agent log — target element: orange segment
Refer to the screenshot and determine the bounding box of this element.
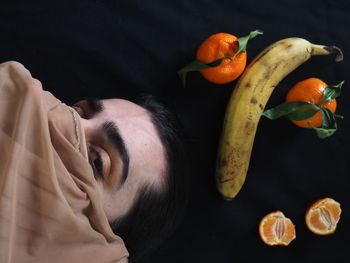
[305,198,341,235]
[259,211,296,246]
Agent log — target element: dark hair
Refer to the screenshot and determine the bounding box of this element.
[110,94,189,262]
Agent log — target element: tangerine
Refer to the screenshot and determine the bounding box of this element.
[196,33,247,84]
[305,197,341,235]
[259,211,296,246]
[285,78,337,128]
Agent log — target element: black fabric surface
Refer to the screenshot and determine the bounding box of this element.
[1,0,349,262]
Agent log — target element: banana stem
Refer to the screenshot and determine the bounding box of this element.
[310,44,344,62]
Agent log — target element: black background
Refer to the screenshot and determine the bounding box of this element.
[1,0,349,262]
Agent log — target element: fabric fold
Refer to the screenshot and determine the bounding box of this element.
[0,61,128,263]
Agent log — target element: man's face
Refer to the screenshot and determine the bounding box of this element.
[73,98,166,222]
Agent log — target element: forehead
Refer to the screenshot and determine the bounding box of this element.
[102,98,148,117]
[102,98,166,187]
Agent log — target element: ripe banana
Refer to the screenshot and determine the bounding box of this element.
[216,37,343,200]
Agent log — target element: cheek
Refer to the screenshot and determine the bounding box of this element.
[99,181,139,222]
[129,139,167,186]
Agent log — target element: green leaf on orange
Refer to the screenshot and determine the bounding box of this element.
[322,80,344,103]
[310,108,338,139]
[231,29,264,60]
[260,101,319,120]
[177,58,224,88]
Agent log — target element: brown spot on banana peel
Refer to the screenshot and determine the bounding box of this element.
[217,164,247,200]
[253,45,275,64]
[254,66,275,90]
[250,97,257,104]
[219,178,234,184]
[251,40,290,65]
[247,112,253,121]
[218,147,242,169]
[252,60,283,92]
[217,146,246,184]
[245,121,256,136]
[242,43,283,79]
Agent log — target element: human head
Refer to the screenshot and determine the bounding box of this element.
[73,94,189,261]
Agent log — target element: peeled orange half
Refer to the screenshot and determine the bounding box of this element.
[259,211,296,246]
[305,198,341,235]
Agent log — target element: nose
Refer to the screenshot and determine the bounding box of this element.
[79,117,94,139]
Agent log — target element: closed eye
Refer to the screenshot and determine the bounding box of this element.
[89,147,104,178]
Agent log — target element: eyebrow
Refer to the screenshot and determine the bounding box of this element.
[101,121,130,186]
[83,98,130,185]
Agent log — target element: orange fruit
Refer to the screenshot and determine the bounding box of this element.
[259,211,296,246]
[196,33,247,84]
[285,78,337,128]
[305,197,341,235]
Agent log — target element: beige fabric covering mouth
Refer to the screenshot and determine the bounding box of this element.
[0,61,128,263]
